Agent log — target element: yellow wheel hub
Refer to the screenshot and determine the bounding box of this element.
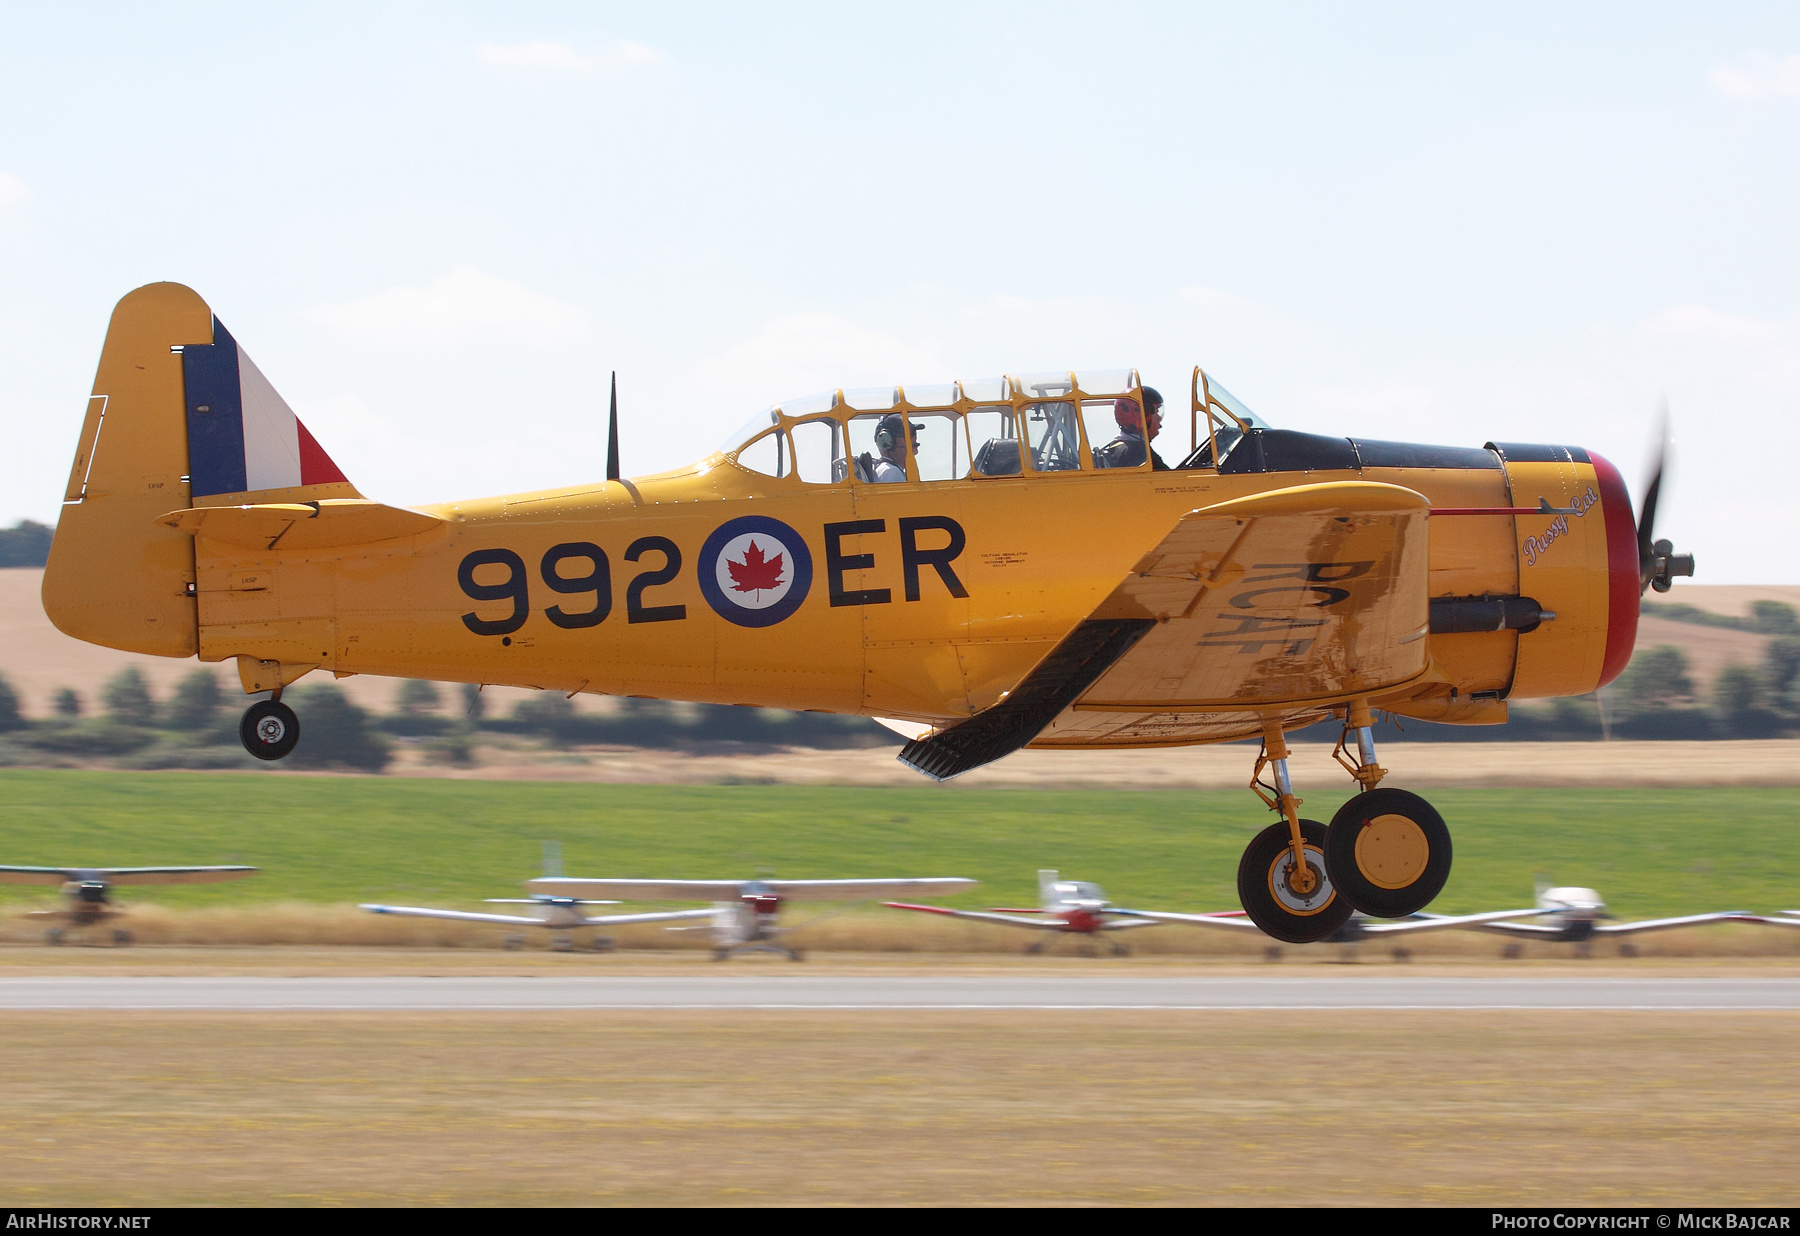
[1355,814,1431,890]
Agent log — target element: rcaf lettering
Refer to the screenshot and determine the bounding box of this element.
[457,514,968,635]
[898,516,970,602]
[824,519,891,607]
[1228,561,1373,610]
[541,541,611,629]
[1185,560,1369,655]
[1193,636,1316,655]
[458,548,529,636]
[623,537,686,623]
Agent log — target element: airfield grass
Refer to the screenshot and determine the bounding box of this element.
[0,1009,1794,1206]
[0,771,1796,923]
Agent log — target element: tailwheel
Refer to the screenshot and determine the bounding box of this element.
[1236,819,1353,944]
[1324,788,1451,919]
[240,699,300,761]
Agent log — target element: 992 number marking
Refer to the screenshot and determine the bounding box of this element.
[459,543,684,636]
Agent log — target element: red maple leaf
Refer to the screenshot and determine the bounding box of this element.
[727,539,786,594]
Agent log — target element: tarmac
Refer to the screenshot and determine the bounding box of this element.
[4,973,1798,1009]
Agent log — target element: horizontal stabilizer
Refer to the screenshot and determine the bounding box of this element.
[157,500,444,551]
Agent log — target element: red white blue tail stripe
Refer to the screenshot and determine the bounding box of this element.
[183,317,348,498]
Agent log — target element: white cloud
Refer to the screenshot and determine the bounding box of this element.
[0,174,29,211]
[1709,54,1800,101]
[477,39,659,74]
[311,266,587,347]
[1177,286,1243,309]
[1640,303,1784,349]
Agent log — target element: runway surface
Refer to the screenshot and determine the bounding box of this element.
[2,974,1798,1010]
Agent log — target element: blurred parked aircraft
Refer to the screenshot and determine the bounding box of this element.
[531,876,977,960]
[1139,903,1547,959]
[883,869,1234,955]
[360,896,716,952]
[1467,884,1748,957]
[361,842,718,951]
[0,864,257,945]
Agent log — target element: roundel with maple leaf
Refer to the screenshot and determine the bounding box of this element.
[697,515,815,628]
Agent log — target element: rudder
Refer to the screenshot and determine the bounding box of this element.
[44,283,212,656]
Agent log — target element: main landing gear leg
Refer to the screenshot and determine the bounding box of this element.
[1323,700,1452,919]
[1235,719,1352,944]
[240,687,301,761]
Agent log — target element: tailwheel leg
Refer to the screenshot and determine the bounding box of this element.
[1238,720,1352,944]
[1324,702,1452,919]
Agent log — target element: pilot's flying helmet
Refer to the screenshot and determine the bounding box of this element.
[1114,387,1163,430]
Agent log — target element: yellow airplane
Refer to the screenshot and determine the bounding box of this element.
[42,283,1695,943]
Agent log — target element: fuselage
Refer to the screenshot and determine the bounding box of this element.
[181,430,1637,735]
[40,287,1641,747]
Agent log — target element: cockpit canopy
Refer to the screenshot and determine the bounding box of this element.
[716,368,1271,484]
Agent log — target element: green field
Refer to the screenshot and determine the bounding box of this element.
[0,770,1796,917]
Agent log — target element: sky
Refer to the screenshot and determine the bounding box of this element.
[1,2,1796,580]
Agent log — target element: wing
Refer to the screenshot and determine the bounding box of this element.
[360,904,720,928]
[1472,920,1578,937]
[1096,916,1164,931]
[768,878,979,902]
[1122,910,1265,931]
[581,908,721,927]
[900,482,1430,778]
[882,902,1066,931]
[97,866,258,886]
[360,904,547,926]
[526,879,746,901]
[0,867,79,885]
[1594,912,1751,935]
[1739,914,1800,927]
[1356,908,1548,935]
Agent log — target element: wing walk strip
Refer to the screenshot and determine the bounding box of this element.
[897,618,1157,781]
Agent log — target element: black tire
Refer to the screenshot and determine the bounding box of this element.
[1324,789,1451,919]
[240,700,301,761]
[1236,819,1354,944]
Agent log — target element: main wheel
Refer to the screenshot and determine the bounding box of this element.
[240,700,301,761]
[1236,819,1354,944]
[1324,789,1451,919]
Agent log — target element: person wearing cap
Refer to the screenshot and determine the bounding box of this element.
[861,413,922,483]
[1094,388,1170,471]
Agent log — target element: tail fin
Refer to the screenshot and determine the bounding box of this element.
[181,315,358,505]
[44,282,358,657]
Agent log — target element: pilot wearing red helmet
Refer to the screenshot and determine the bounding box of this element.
[1094,387,1169,471]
